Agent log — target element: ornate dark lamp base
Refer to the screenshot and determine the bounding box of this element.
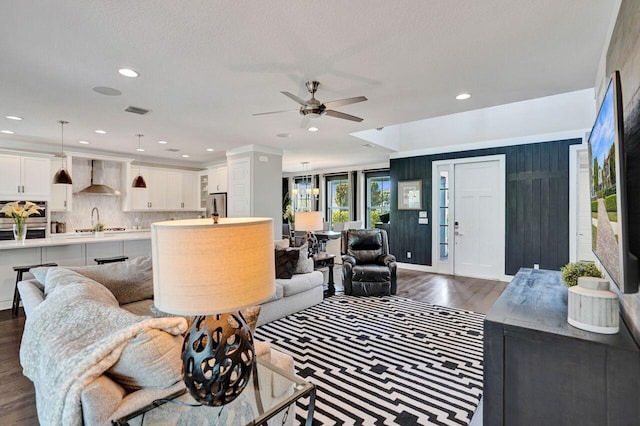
[305,231,318,257]
[182,312,256,406]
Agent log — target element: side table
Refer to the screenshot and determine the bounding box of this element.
[313,253,335,297]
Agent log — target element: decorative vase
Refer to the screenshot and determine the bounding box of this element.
[13,221,27,241]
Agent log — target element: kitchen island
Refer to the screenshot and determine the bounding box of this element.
[0,230,151,311]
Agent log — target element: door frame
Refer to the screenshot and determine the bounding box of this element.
[431,154,507,280]
[568,140,594,262]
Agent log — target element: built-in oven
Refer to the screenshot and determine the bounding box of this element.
[0,200,48,240]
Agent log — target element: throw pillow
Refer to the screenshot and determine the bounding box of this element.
[107,327,183,391]
[68,256,154,305]
[293,243,314,274]
[274,239,290,249]
[275,248,298,279]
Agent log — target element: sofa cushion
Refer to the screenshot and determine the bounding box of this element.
[277,270,324,297]
[31,256,154,305]
[107,327,183,391]
[39,268,119,306]
[264,282,284,302]
[275,248,298,279]
[68,256,154,305]
[121,299,154,316]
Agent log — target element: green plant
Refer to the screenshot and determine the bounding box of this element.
[370,210,381,226]
[591,200,598,213]
[331,211,349,223]
[603,186,616,197]
[604,194,617,212]
[93,223,105,232]
[560,261,603,287]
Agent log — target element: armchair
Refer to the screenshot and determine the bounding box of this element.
[341,229,397,296]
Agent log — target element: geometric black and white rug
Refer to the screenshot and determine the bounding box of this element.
[255,296,485,425]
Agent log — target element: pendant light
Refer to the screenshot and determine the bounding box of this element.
[131,134,147,188]
[52,120,73,184]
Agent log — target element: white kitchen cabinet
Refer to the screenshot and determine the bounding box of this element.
[0,247,40,310]
[165,171,182,210]
[181,172,199,209]
[42,244,85,267]
[127,166,200,211]
[124,239,152,258]
[0,153,50,199]
[208,165,228,193]
[85,241,124,263]
[50,157,73,211]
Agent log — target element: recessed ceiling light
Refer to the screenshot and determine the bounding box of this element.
[181,154,190,158]
[78,140,90,145]
[118,68,139,78]
[206,148,214,152]
[308,127,319,132]
[1,129,15,134]
[95,129,107,134]
[6,115,23,121]
[456,93,471,100]
[136,148,145,152]
[157,140,168,144]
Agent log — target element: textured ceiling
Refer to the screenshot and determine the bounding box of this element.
[0,1,616,172]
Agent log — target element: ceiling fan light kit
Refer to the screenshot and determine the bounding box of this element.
[254,80,367,122]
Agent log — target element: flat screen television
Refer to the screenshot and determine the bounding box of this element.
[588,70,638,294]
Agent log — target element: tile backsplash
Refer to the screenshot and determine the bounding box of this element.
[51,158,203,232]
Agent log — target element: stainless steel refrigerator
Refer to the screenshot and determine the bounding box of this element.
[207,192,227,218]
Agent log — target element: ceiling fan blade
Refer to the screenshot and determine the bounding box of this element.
[324,109,364,122]
[252,109,298,116]
[322,96,368,109]
[281,91,307,106]
[300,116,311,129]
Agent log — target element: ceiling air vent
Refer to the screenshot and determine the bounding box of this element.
[165,148,180,152]
[124,106,150,115]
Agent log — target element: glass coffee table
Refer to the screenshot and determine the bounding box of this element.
[113,358,315,425]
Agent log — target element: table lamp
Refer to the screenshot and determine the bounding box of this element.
[151,218,275,406]
[295,211,323,257]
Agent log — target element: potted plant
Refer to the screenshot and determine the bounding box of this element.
[93,222,105,237]
[0,201,41,242]
[560,261,603,287]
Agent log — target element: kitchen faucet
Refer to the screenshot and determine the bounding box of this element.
[91,207,100,228]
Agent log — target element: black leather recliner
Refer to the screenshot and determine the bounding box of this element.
[341,229,397,296]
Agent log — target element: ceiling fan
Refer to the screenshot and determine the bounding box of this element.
[253,81,367,123]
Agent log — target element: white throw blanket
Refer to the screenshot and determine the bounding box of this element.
[20,278,187,426]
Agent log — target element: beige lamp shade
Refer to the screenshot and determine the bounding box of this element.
[151,217,275,315]
[295,211,323,231]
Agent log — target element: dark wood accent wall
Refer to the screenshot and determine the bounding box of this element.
[390,139,581,275]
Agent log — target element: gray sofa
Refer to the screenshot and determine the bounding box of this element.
[17,254,321,425]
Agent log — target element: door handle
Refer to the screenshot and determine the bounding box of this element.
[455,231,464,236]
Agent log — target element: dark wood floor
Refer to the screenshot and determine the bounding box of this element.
[0,269,506,425]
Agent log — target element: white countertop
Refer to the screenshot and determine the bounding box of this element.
[0,230,151,250]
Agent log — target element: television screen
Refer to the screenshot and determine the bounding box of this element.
[589,70,638,293]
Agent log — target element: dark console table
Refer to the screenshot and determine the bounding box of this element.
[484,268,640,426]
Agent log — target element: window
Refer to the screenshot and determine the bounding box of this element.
[326,175,349,226]
[365,172,390,229]
[439,170,449,262]
[293,176,313,212]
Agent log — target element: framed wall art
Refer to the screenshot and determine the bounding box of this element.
[398,180,422,210]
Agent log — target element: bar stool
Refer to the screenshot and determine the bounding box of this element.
[13,262,58,317]
[94,256,129,265]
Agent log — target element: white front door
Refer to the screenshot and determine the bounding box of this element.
[453,160,503,279]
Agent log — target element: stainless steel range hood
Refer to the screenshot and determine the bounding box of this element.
[76,160,121,196]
